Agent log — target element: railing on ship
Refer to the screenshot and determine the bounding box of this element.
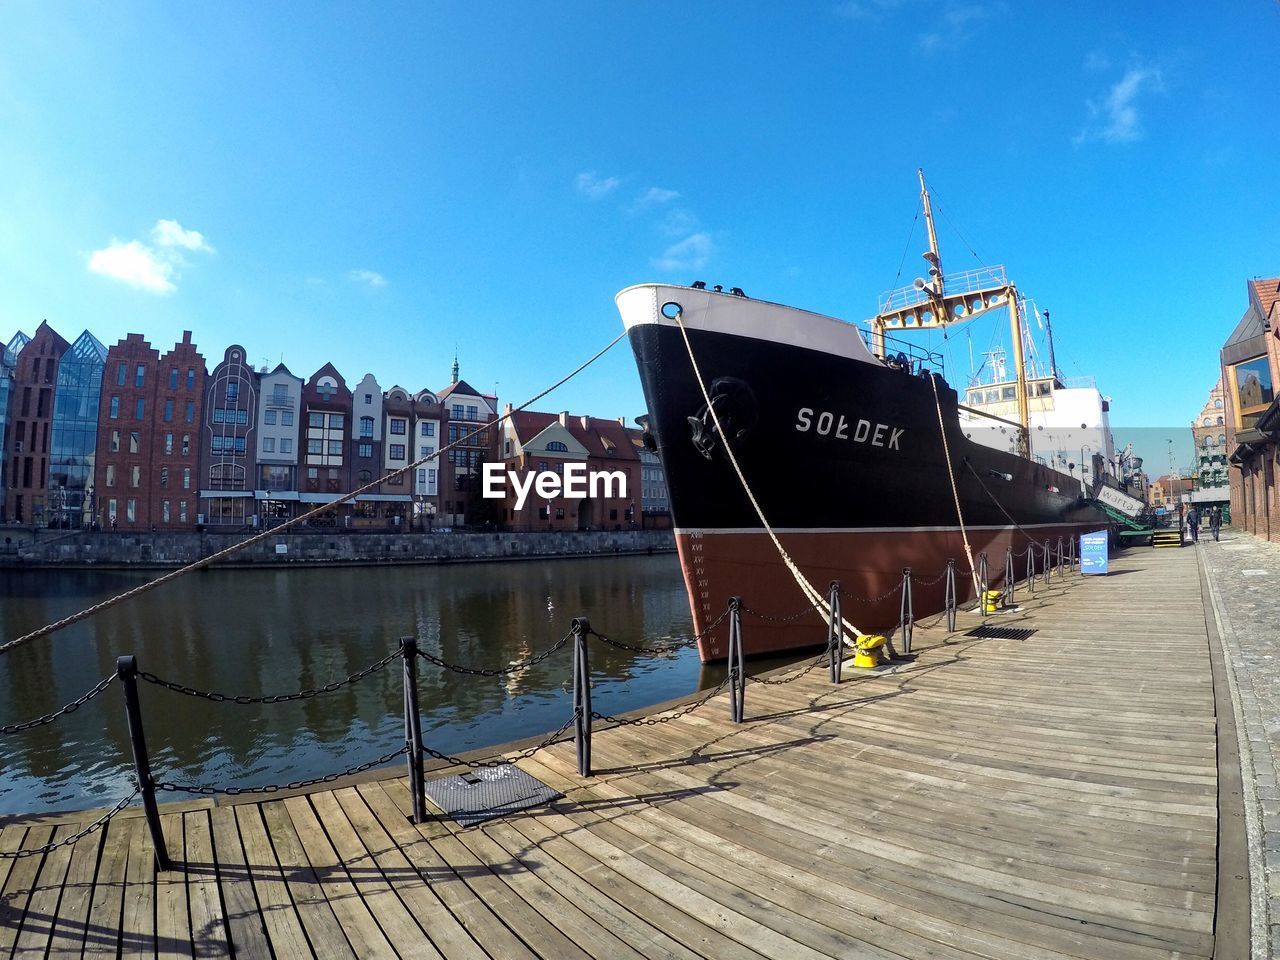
[878,264,1009,315]
[869,330,945,378]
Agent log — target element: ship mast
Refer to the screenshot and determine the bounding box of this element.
[871,170,1031,457]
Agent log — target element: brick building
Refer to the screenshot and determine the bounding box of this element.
[1223,277,1280,540]
[300,363,351,525]
[152,332,206,528]
[499,408,640,532]
[439,361,498,527]
[4,322,70,524]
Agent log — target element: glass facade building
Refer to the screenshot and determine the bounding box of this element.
[48,331,107,528]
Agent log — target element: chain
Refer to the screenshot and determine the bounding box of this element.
[0,786,139,858]
[740,603,820,624]
[140,648,402,704]
[913,568,951,588]
[2,674,116,735]
[588,606,729,655]
[417,632,571,677]
[420,712,579,769]
[747,650,830,685]
[592,673,733,726]
[159,746,408,796]
[842,579,906,604]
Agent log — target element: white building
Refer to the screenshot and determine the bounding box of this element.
[254,363,303,524]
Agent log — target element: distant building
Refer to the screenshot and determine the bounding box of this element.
[255,363,303,526]
[439,359,498,526]
[202,345,259,527]
[1190,378,1228,490]
[632,414,670,528]
[299,363,351,525]
[411,389,445,529]
[1147,474,1192,512]
[499,408,640,531]
[4,322,71,524]
[0,331,30,520]
[48,331,107,529]
[1222,277,1280,540]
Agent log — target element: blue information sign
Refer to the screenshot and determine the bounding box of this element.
[1080,530,1109,575]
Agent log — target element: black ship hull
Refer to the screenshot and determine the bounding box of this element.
[618,284,1109,662]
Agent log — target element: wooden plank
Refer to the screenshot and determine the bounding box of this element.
[84,817,132,958]
[45,820,107,959]
[307,790,443,959]
[259,800,357,960]
[152,812,187,958]
[281,794,399,959]
[331,787,487,960]
[0,826,54,955]
[12,823,78,957]
[183,810,231,957]
[231,802,315,959]
[207,804,274,959]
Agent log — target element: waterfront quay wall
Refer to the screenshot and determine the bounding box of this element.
[0,528,675,568]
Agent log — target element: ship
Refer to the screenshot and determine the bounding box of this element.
[617,171,1116,662]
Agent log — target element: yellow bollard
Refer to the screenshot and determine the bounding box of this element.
[853,634,887,669]
[982,590,1003,614]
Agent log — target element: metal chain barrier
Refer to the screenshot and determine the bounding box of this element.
[0,785,139,858]
[740,602,821,624]
[748,650,830,686]
[588,606,730,655]
[139,648,402,704]
[591,673,733,726]
[421,712,579,769]
[2,674,115,735]
[158,746,408,797]
[417,631,572,676]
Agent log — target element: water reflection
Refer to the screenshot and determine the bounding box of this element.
[0,555,704,813]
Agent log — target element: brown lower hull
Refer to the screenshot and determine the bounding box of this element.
[679,525,1097,661]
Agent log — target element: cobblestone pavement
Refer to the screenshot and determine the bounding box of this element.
[1201,530,1280,957]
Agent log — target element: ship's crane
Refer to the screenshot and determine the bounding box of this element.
[870,169,1032,457]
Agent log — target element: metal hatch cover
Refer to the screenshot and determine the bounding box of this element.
[423,764,561,826]
[965,625,1037,641]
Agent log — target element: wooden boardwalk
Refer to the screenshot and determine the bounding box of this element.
[0,547,1222,958]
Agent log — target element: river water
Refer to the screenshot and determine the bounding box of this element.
[0,554,757,815]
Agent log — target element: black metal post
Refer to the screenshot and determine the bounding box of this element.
[400,638,427,824]
[572,618,592,777]
[827,582,843,685]
[944,559,957,631]
[978,553,989,611]
[1043,540,1051,582]
[728,598,746,722]
[1003,547,1015,605]
[116,656,170,871]
[1068,533,1077,571]
[1057,537,1065,576]
[899,568,913,654]
[1025,544,1036,594]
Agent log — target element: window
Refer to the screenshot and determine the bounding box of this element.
[116,363,127,386]
[428,468,436,487]
[212,436,224,453]
[126,499,136,523]
[226,381,239,401]
[263,437,275,452]
[235,437,246,454]
[179,500,188,522]
[331,414,344,429]
[358,442,373,458]
[110,430,120,453]
[265,410,277,425]
[390,444,406,460]
[504,439,513,456]
[1233,356,1274,427]
[134,398,145,420]
[307,467,319,480]
[420,422,434,437]
[164,399,174,422]
[213,408,225,423]
[327,440,342,455]
[183,468,191,489]
[1203,417,1211,426]
[452,404,463,419]
[309,412,324,428]
[109,396,120,419]
[105,464,116,487]
[417,469,426,484]
[169,368,178,389]
[364,393,372,404]
[358,469,373,484]
[1215,398,1223,408]
[1220,434,1226,445]
[185,401,195,423]
[360,417,374,438]
[187,368,196,390]
[108,498,117,520]
[390,419,406,435]
[160,467,169,487]
[555,507,565,520]
[181,434,190,456]
[134,365,145,387]
[280,438,292,454]
[467,405,478,420]
[162,500,171,523]
[547,441,568,452]
[308,439,322,455]
[281,411,293,426]
[420,445,433,458]
[129,432,139,454]
[273,383,288,401]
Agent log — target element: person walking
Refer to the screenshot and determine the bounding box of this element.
[1210,506,1221,541]
[1186,506,1199,544]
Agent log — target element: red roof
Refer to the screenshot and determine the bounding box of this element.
[1249,277,1280,324]
[507,410,639,461]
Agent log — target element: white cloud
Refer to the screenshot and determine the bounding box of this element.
[630,186,679,212]
[349,269,387,287]
[575,171,620,198]
[87,219,214,294]
[834,0,908,20]
[1074,64,1164,145]
[151,219,214,253]
[659,207,699,238]
[918,3,999,51]
[651,233,714,273]
[88,240,177,294]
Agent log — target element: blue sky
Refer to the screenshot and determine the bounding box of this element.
[2,2,1276,472]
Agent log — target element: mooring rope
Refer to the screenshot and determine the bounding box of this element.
[671,305,866,644]
[930,373,981,597]
[0,330,628,657]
